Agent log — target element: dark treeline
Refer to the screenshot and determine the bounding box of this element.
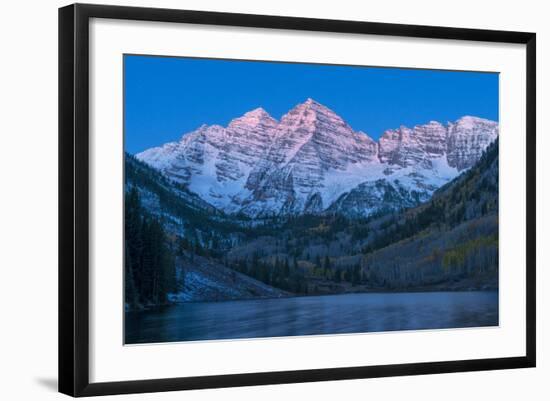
[230,253,365,295]
[230,254,308,294]
[125,186,177,307]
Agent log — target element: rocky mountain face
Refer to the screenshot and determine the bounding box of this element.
[227,140,500,292]
[378,121,447,168]
[446,116,500,171]
[136,98,498,218]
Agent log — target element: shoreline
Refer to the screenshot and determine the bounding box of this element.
[126,285,498,311]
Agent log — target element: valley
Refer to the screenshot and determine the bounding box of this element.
[124,104,499,309]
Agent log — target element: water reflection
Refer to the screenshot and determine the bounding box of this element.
[125,291,498,344]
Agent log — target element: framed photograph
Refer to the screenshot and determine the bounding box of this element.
[59,3,536,397]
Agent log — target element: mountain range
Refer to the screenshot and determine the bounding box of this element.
[136,98,498,218]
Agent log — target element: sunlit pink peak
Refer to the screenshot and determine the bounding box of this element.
[304,97,317,104]
[228,107,277,128]
[281,97,344,125]
[244,107,272,118]
[300,97,334,112]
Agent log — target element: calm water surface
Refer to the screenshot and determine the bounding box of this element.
[125,291,498,344]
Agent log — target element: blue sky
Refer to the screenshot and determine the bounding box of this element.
[124,55,499,154]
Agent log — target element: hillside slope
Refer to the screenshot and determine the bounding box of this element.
[227,139,499,292]
[358,139,499,289]
[126,154,293,304]
[169,251,290,302]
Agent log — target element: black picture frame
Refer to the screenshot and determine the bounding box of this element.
[59,3,536,397]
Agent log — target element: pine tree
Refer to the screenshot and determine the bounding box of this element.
[283,259,290,277]
[124,186,177,308]
[324,255,331,270]
[292,256,298,272]
[124,187,142,306]
[320,255,328,278]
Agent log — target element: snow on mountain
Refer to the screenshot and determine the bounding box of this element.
[446,116,499,170]
[136,99,498,218]
[137,108,278,210]
[238,98,380,216]
[379,120,447,168]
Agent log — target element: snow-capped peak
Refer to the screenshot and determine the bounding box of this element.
[453,115,495,129]
[228,107,277,129]
[296,98,341,116]
[279,98,348,131]
[446,115,499,170]
[136,101,499,218]
[243,107,273,120]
